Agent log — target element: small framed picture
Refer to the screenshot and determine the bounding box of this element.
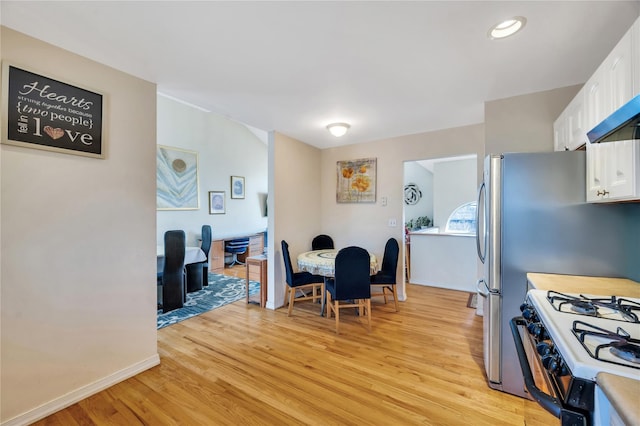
[230,176,245,199]
[208,191,225,214]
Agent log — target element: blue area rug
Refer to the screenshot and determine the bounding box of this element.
[157,273,260,329]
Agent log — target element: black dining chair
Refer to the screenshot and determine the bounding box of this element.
[312,234,334,250]
[370,238,400,312]
[325,246,372,333]
[158,230,186,313]
[200,225,212,286]
[185,225,212,292]
[281,240,325,316]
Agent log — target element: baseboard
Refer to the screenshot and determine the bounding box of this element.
[2,354,160,426]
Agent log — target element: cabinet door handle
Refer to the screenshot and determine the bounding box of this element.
[597,189,610,197]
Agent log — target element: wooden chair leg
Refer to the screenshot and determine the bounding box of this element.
[287,286,295,316]
[391,285,399,312]
[382,286,389,304]
[334,300,340,334]
[366,299,372,332]
[326,291,332,318]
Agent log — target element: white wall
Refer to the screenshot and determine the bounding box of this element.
[403,162,433,228]
[270,132,322,309]
[484,85,581,155]
[432,158,477,229]
[1,27,158,424]
[156,96,267,246]
[320,124,486,302]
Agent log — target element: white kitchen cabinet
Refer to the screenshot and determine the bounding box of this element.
[554,89,588,151]
[553,110,568,151]
[555,17,639,202]
[565,90,589,151]
[586,140,640,202]
[556,18,636,152]
[584,28,634,134]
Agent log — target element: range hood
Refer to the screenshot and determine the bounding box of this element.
[587,94,640,143]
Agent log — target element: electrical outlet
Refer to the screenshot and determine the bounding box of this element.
[388,218,397,227]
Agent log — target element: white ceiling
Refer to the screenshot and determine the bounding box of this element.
[2,1,639,149]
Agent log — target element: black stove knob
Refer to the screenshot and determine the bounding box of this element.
[541,355,566,376]
[521,307,537,322]
[536,342,552,356]
[548,357,564,375]
[527,322,546,339]
[541,354,553,370]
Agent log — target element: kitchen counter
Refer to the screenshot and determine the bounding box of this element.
[527,273,640,297]
[409,230,476,292]
[596,372,640,426]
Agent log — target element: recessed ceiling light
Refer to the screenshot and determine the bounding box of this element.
[488,16,526,40]
[326,122,350,137]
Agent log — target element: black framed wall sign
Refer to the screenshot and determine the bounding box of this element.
[1,61,106,159]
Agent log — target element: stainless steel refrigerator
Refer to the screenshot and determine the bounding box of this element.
[475,151,639,398]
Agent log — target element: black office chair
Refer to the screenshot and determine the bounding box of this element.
[370,238,400,312]
[158,230,186,313]
[281,240,325,316]
[225,237,250,267]
[200,225,212,285]
[312,234,334,250]
[325,246,372,333]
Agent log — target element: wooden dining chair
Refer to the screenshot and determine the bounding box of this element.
[281,240,325,316]
[370,238,400,312]
[325,246,372,333]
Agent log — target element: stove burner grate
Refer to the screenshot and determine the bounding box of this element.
[572,320,640,369]
[547,291,639,323]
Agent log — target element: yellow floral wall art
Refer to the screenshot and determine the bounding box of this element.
[336,158,377,203]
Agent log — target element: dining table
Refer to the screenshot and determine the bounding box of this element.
[297,248,378,316]
[297,249,378,277]
[156,246,207,265]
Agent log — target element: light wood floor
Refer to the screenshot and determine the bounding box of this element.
[33,266,551,425]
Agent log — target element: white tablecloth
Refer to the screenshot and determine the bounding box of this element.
[156,246,206,265]
[297,249,377,277]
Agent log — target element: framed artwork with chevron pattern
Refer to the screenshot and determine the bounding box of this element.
[156,145,200,210]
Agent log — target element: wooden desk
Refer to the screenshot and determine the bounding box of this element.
[209,233,265,274]
[246,254,267,307]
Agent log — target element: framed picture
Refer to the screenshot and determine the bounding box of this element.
[336,157,377,203]
[208,191,225,214]
[230,176,245,199]
[1,61,106,159]
[157,145,200,210]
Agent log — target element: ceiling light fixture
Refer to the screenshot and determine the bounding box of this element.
[326,122,351,137]
[488,16,526,40]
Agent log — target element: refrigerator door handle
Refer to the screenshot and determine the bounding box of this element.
[476,181,486,263]
[477,279,488,298]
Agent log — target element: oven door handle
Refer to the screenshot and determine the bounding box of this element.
[510,317,563,418]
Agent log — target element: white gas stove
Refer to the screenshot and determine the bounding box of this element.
[527,289,640,382]
[514,289,640,426]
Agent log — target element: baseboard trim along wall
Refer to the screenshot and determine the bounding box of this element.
[2,354,160,426]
